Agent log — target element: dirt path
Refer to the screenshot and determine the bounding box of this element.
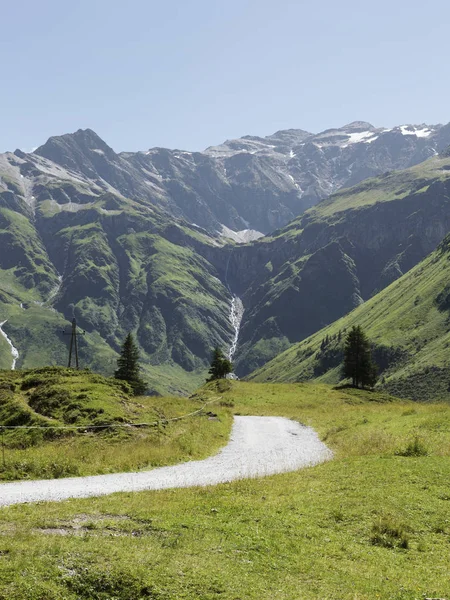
[0,416,332,507]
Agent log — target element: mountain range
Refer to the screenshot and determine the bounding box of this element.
[2,121,450,396]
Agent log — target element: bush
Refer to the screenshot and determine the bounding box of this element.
[396,435,429,457]
[371,516,409,549]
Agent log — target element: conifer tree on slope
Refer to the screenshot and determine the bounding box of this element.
[342,325,377,389]
[207,347,233,381]
[115,333,147,395]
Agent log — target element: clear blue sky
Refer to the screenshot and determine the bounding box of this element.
[2,0,450,153]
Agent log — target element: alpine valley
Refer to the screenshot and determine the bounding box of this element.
[2,120,450,396]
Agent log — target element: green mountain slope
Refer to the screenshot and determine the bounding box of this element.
[0,189,234,395]
[227,154,450,375]
[4,129,450,393]
[249,233,450,401]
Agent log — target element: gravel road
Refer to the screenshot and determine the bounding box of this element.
[0,416,332,507]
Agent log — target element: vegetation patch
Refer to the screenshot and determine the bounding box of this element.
[395,435,429,457]
[371,515,410,549]
[0,367,232,481]
[250,232,450,402]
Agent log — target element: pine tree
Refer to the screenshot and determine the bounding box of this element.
[115,333,147,395]
[342,325,377,389]
[207,347,233,381]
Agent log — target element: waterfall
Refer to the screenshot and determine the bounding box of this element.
[0,321,19,370]
[46,274,63,305]
[224,248,244,363]
[228,296,244,361]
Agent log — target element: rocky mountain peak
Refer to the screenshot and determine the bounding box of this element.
[4,119,450,238]
[32,129,136,188]
[34,128,116,165]
[340,121,376,131]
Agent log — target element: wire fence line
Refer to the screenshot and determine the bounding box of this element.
[0,396,222,432]
[0,396,222,469]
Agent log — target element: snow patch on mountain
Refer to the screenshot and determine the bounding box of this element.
[399,126,433,138]
[221,225,264,244]
[288,174,300,190]
[342,131,379,147]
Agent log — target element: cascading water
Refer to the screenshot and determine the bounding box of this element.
[47,274,63,305]
[224,249,244,363]
[34,274,63,308]
[228,296,244,361]
[0,321,19,370]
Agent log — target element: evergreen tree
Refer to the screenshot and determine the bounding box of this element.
[342,325,377,389]
[207,347,233,381]
[115,333,147,395]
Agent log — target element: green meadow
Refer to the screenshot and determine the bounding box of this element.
[0,378,448,599]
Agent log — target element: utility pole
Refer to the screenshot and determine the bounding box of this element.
[1,428,5,469]
[62,318,85,369]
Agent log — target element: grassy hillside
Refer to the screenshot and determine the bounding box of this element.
[231,153,450,375]
[280,153,450,228]
[0,380,448,599]
[249,233,450,401]
[0,367,232,481]
[0,190,234,395]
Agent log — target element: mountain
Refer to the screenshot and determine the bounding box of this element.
[0,189,235,394]
[223,152,450,376]
[31,121,450,234]
[248,232,450,401]
[3,122,450,394]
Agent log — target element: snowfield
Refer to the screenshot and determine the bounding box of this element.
[0,416,332,507]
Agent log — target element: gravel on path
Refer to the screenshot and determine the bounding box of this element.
[0,416,332,507]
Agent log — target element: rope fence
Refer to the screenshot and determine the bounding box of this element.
[0,396,221,469]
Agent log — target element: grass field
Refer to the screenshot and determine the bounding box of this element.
[0,380,449,599]
[0,368,231,481]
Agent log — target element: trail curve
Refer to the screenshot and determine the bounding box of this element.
[0,416,332,507]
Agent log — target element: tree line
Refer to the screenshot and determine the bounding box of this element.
[114,324,378,395]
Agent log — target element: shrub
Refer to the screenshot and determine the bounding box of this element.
[396,435,429,457]
[371,516,409,549]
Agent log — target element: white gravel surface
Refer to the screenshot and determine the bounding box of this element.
[0,416,332,507]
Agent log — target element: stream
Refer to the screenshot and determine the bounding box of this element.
[0,320,19,370]
[34,274,62,309]
[47,274,63,305]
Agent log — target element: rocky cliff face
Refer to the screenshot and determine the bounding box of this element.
[29,121,450,234]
